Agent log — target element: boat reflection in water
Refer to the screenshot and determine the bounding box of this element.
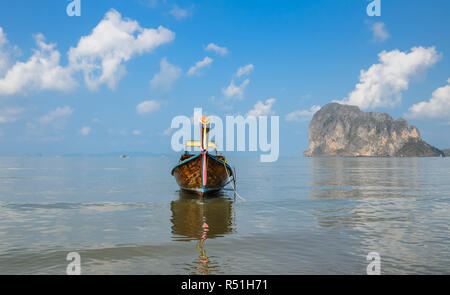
[170,190,235,274]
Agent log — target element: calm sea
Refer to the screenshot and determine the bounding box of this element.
[0,156,449,274]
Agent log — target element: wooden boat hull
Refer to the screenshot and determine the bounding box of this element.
[171,153,233,195]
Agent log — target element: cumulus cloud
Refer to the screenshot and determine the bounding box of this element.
[0,28,21,77]
[136,100,160,114]
[0,27,10,75]
[169,5,190,20]
[0,107,25,123]
[68,9,175,90]
[223,79,249,100]
[236,64,254,78]
[0,10,174,95]
[205,43,228,56]
[370,22,389,42]
[132,130,142,135]
[150,57,181,92]
[39,106,74,124]
[286,105,321,122]
[187,56,213,76]
[222,64,254,100]
[0,34,76,96]
[246,98,276,117]
[338,47,440,109]
[79,126,91,136]
[406,78,450,119]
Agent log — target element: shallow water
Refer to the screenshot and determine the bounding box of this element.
[0,156,449,274]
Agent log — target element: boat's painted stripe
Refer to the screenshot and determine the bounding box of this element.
[207,154,233,172]
[202,152,207,188]
[170,153,201,175]
[180,186,221,193]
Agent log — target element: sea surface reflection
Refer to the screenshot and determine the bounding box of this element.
[0,156,448,274]
[306,157,450,274]
[309,157,421,199]
[170,191,235,274]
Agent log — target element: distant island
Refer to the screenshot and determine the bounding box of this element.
[304,103,444,157]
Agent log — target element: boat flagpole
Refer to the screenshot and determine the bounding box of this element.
[200,117,211,189]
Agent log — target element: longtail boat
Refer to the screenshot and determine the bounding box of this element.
[171,116,234,196]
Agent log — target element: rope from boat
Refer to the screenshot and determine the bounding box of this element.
[223,162,246,202]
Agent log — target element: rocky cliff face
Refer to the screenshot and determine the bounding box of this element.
[304,103,444,157]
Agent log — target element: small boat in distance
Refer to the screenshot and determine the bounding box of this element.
[120,155,128,158]
[171,116,234,196]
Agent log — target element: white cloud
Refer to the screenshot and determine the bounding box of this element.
[0,107,25,123]
[132,130,142,135]
[150,57,181,92]
[370,22,389,42]
[68,9,175,90]
[0,34,75,96]
[236,64,254,78]
[187,56,213,76]
[0,10,174,95]
[246,98,276,117]
[79,126,91,136]
[286,105,321,122]
[0,28,20,77]
[169,5,190,20]
[0,27,10,75]
[222,64,254,100]
[27,106,73,139]
[0,28,6,47]
[39,106,74,124]
[205,43,228,56]
[223,79,249,100]
[136,100,160,114]
[406,78,450,119]
[338,47,440,109]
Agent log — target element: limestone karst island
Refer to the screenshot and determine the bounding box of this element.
[304,103,444,157]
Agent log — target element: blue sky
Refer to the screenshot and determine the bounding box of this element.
[0,0,449,156]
